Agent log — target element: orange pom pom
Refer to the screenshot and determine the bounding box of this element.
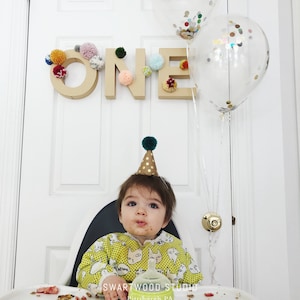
[50,49,66,65]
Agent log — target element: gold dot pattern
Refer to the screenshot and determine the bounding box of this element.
[136,151,158,176]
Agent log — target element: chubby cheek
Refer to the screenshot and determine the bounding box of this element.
[118,210,133,228]
[147,217,165,232]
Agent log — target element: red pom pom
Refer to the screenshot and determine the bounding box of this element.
[53,65,67,78]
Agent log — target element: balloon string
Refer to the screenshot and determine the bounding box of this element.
[208,231,220,285]
[191,89,210,212]
[209,115,225,213]
[192,89,227,213]
[214,114,226,213]
[192,89,227,285]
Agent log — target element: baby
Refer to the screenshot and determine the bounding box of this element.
[76,137,203,300]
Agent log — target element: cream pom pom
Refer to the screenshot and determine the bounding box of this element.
[90,55,105,71]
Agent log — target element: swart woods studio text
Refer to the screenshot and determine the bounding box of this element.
[48,47,196,101]
[102,282,199,292]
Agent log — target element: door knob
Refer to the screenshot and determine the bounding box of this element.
[202,212,222,232]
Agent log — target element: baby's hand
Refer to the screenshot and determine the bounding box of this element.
[102,275,129,300]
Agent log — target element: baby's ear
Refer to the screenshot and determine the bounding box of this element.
[162,218,170,229]
[118,211,123,224]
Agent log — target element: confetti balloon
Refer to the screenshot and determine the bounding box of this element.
[152,0,219,44]
[191,14,270,112]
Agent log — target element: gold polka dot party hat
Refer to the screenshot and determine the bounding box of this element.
[136,136,158,176]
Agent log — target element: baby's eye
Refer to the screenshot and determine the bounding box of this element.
[128,201,136,207]
[149,203,159,209]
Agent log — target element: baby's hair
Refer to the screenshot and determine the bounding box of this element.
[116,174,176,222]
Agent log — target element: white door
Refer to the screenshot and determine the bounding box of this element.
[15,0,233,287]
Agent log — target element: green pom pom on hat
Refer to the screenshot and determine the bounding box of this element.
[142,136,157,151]
[136,136,158,176]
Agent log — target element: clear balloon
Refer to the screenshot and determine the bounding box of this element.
[190,14,270,112]
[152,0,219,44]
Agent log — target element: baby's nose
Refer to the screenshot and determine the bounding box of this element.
[136,207,146,215]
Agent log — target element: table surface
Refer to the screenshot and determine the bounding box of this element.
[0,284,257,300]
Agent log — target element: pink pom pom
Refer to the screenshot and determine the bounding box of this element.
[118,70,133,86]
[80,42,98,60]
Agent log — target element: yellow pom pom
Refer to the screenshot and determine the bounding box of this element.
[50,49,66,65]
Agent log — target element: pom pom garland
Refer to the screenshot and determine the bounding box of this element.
[115,47,127,58]
[74,45,81,52]
[45,54,53,65]
[179,59,189,70]
[53,65,67,78]
[162,76,177,92]
[80,42,98,60]
[142,66,152,77]
[47,45,189,97]
[50,49,66,65]
[47,43,105,86]
[149,53,164,71]
[90,55,105,71]
[142,136,157,151]
[118,70,133,86]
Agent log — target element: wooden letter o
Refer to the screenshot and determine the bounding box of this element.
[50,49,98,99]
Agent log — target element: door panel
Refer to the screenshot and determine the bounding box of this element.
[16,0,232,287]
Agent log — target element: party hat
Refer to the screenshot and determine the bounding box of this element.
[136,136,158,176]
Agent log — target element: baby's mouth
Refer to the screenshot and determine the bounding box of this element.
[136,220,146,226]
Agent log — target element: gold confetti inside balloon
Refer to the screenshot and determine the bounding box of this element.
[190,14,270,112]
[152,0,219,44]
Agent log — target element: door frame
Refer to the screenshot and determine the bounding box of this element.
[292,0,300,165]
[0,0,29,295]
[0,0,266,295]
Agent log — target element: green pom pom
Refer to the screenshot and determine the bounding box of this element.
[115,47,126,58]
[142,136,157,151]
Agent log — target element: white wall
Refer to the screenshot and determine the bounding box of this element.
[0,0,299,299]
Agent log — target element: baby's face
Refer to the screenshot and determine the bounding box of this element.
[119,185,168,244]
